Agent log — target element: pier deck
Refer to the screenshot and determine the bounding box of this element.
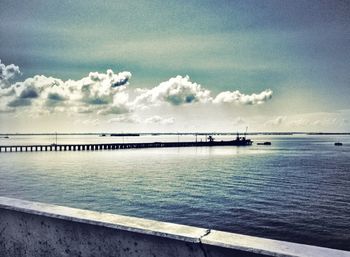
[0,140,252,153]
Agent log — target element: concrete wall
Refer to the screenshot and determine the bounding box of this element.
[0,197,349,257]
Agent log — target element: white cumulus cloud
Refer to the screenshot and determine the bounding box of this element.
[0,61,274,118]
[0,59,21,88]
[213,89,273,105]
[133,75,212,108]
[132,75,272,108]
[0,67,132,114]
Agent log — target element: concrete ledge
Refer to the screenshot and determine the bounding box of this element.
[0,196,206,243]
[202,230,350,257]
[0,196,349,257]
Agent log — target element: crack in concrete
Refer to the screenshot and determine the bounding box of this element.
[198,229,211,257]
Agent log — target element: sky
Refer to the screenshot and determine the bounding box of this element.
[0,0,349,133]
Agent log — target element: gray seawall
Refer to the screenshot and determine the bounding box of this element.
[0,197,349,257]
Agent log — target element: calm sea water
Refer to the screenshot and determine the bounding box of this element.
[0,134,349,251]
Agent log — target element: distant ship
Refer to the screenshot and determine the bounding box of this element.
[334,142,343,146]
[206,134,252,146]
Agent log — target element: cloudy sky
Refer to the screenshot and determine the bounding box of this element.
[1,0,349,133]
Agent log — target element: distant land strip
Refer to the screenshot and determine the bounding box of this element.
[0,132,349,136]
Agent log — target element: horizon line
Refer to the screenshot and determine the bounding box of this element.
[1,132,350,136]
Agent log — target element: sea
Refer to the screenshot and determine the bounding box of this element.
[0,134,349,251]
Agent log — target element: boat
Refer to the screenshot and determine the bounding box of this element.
[334,142,343,146]
[205,134,252,146]
[229,135,253,146]
[257,142,271,145]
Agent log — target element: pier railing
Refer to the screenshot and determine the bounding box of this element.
[0,197,349,257]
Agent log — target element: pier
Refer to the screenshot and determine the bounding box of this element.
[0,139,252,153]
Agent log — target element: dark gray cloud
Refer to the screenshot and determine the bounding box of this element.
[19,86,39,98]
[111,77,129,88]
[97,106,130,116]
[166,94,196,106]
[84,97,110,105]
[45,92,68,107]
[47,92,66,101]
[7,98,31,107]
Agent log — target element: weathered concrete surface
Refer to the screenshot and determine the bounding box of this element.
[0,208,206,257]
[0,197,349,257]
[202,230,350,257]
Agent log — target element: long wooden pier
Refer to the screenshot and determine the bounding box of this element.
[0,139,252,153]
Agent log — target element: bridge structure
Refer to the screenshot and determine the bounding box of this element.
[0,139,252,153]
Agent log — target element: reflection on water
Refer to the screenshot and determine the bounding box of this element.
[0,135,350,251]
